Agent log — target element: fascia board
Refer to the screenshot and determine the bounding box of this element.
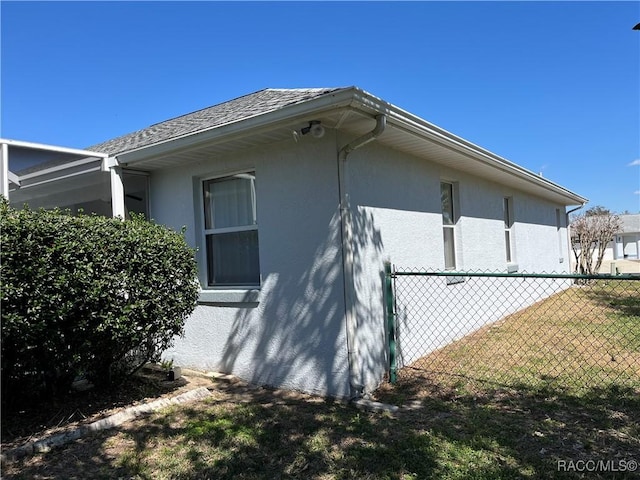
[394,111,587,204]
[116,88,361,165]
[348,92,588,206]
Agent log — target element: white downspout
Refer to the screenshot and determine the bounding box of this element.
[338,114,386,398]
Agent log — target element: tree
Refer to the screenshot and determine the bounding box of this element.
[570,206,622,275]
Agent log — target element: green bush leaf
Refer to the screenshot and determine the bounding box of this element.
[1,198,198,404]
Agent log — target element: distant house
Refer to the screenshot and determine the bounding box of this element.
[610,214,640,260]
[1,87,587,398]
[570,213,640,268]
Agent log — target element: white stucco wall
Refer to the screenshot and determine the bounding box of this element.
[345,142,573,388]
[143,131,575,397]
[342,144,443,390]
[150,133,352,398]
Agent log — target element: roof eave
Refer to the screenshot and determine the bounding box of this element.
[347,90,588,207]
[114,87,587,207]
[115,87,361,165]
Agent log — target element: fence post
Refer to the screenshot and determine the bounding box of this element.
[384,262,397,384]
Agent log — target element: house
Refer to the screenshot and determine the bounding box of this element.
[569,213,640,274]
[1,87,588,398]
[611,214,640,260]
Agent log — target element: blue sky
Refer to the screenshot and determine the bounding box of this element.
[2,1,639,213]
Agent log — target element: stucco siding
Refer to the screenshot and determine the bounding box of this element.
[344,144,442,391]
[511,194,567,273]
[147,135,573,396]
[345,142,572,391]
[150,135,352,397]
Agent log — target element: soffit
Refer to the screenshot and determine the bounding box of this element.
[375,124,580,205]
[122,107,584,206]
[117,107,359,170]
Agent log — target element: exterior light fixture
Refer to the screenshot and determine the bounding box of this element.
[301,120,325,138]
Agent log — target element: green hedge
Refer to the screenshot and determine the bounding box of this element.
[1,199,199,403]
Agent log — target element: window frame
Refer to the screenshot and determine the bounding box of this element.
[556,208,564,263]
[200,171,260,289]
[441,181,458,271]
[503,197,514,264]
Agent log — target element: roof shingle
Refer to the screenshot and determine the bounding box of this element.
[88,88,345,155]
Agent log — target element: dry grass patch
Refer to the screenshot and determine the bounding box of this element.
[394,281,640,394]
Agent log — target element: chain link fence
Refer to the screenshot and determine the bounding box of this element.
[386,266,640,392]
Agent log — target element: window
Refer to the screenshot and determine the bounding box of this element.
[202,173,260,287]
[556,208,564,261]
[504,197,514,263]
[441,182,457,269]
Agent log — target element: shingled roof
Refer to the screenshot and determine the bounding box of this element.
[6,86,588,207]
[88,88,345,155]
[620,214,640,233]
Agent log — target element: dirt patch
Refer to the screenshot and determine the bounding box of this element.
[1,369,338,479]
[1,365,216,453]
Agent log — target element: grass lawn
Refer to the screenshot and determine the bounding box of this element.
[393,279,640,394]
[3,281,639,479]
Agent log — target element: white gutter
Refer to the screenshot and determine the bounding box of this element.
[338,114,387,398]
[115,87,586,206]
[390,114,587,204]
[104,84,584,205]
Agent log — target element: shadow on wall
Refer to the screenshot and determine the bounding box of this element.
[350,207,389,392]
[219,207,385,398]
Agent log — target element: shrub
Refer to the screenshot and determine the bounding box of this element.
[1,199,199,403]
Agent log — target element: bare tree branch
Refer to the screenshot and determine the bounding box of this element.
[570,207,622,275]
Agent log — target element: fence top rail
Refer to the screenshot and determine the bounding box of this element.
[389,270,640,281]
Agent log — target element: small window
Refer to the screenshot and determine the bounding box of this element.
[202,173,260,287]
[504,197,514,263]
[441,182,457,270]
[556,208,564,261]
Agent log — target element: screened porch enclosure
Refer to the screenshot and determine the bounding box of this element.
[9,170,149,218]
[2,139,148,219]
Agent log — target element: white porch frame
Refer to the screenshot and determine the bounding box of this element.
[0,138,125,218]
